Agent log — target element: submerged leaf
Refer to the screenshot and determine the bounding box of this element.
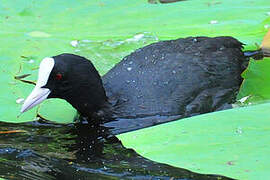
[0,130,27,134]
[14,74,31,80]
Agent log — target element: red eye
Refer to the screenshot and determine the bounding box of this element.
[56,73,62,80]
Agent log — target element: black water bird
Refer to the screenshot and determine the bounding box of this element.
[21,36,256,133]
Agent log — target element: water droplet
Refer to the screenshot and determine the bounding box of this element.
[103,40,124,47]
[127,67,132,71]
[33,117,40,121]
[81,39,92,43]
[210,20,218,24]
[16,98,24,104]
[134,34,144,39]
[236,127,243,134]
[238,95,251,104]
[70,40,79,47]
[28,59,35,64]
[219,46,225,50]
[126,33,145,42]
[193,38,198,42]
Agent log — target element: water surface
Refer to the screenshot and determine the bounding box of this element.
[0,120,231,180]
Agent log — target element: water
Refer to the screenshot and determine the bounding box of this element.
[0,120,231,180]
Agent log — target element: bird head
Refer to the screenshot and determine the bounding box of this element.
[21,54,107,117]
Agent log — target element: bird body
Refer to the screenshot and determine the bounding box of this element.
[103,37,245,117]
[21,36,248,133]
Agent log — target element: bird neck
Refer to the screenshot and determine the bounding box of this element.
[64,81,113,123]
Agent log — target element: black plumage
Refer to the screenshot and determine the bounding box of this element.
[36,36,250,133]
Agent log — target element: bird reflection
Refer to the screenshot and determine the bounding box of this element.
[66,119,119,162]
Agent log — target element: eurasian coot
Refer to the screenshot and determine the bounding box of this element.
[21,36,252,132]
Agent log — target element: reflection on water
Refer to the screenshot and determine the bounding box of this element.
[0,120,231,180]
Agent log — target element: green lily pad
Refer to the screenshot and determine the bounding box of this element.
[238,57,270,103]
[118,102,270,179]
[38,99,77,123]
